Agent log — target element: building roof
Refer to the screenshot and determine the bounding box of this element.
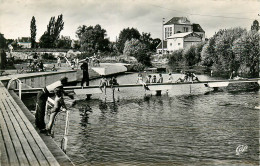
[192,24,205,32]
[156,41,167,49]
[164,17,191,25]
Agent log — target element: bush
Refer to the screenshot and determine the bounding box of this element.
[128,62,145,72]
[42,53,56,60]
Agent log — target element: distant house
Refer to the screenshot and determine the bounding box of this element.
[156,17,205,54]
[17,37,31,48]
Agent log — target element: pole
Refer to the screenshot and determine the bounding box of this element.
[162,18,165,54]
[18,80,22,99]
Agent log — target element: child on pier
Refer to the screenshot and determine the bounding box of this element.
[109,76,120,91]
[45,88,67,135]
[99,76,108,95]
[157,73,163,83]
[136,73,150,90]
[152,75,157,83]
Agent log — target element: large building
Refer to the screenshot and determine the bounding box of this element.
[157,17,205,54]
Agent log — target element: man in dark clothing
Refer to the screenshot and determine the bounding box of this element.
[81,59,89,87]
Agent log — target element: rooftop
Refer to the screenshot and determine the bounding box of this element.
[192,24,205,32]
[164,17,191,25]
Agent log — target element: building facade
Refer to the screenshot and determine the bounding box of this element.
[157,17,205,54]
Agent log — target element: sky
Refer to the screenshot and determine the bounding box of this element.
[0,0,260,42]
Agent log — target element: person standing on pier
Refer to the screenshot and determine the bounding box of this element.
[99,75,108,94]
[57,57,61,67]
[35,77,74,132]
[81,58,89,87]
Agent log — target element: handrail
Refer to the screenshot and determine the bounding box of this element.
[7,78,23,99]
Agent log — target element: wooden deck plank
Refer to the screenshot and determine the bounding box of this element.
[0,98,29,166]
[0,103,20,166]
[0,125,9,166]
[2,97,42,166]
[2,89,60,166]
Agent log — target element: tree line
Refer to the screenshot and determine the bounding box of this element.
[168,20,260,78]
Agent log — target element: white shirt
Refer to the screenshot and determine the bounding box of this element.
[46,81,62,93]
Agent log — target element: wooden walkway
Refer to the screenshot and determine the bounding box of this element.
[0,82,60,166]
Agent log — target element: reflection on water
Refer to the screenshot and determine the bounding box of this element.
[24,73,260,166]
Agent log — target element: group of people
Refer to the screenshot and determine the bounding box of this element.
[99,75,120,95]
[176,71,200,83]
[137,73,164,84]
[136,72,200,89]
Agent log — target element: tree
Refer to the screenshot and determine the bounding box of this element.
[123,38,151,66]
[168,49,184,69]
[78,24,109,52]
[76,25,87,39]
[150,38,161,51]
[0,33,6,49]
[39,14,64,48]
[30,16,37,48]
[181,42,204,67]
[117,27,141,53]
[214,27,246,73]
[56,37,72,49]
[232,31,260,77]
[251,20,259,32]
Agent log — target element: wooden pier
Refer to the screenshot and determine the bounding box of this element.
[0,81,73,166]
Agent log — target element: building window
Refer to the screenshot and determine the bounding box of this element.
[183,27,188,32]
[165,26,173,39]
[178,43,180,46]
[170,43,172,46]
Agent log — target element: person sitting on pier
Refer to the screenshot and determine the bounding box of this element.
[51,64,57,71]
[183,72,190,82]
[37,61,44,72]
[35,77,74,133]
[167,73,174,83]
[152,75,157,83]
[45,88,67,135]
[109,76,120,91]
[136,73,149,90]
[176,77,185,83]
[17,67,25,74]
[99,75,108,95]
[191,73,200,82]
[136,73,143,84]
[157,73,163,83]
[145,75,152,83]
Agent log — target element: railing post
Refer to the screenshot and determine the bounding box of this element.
[18,80,22,99]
